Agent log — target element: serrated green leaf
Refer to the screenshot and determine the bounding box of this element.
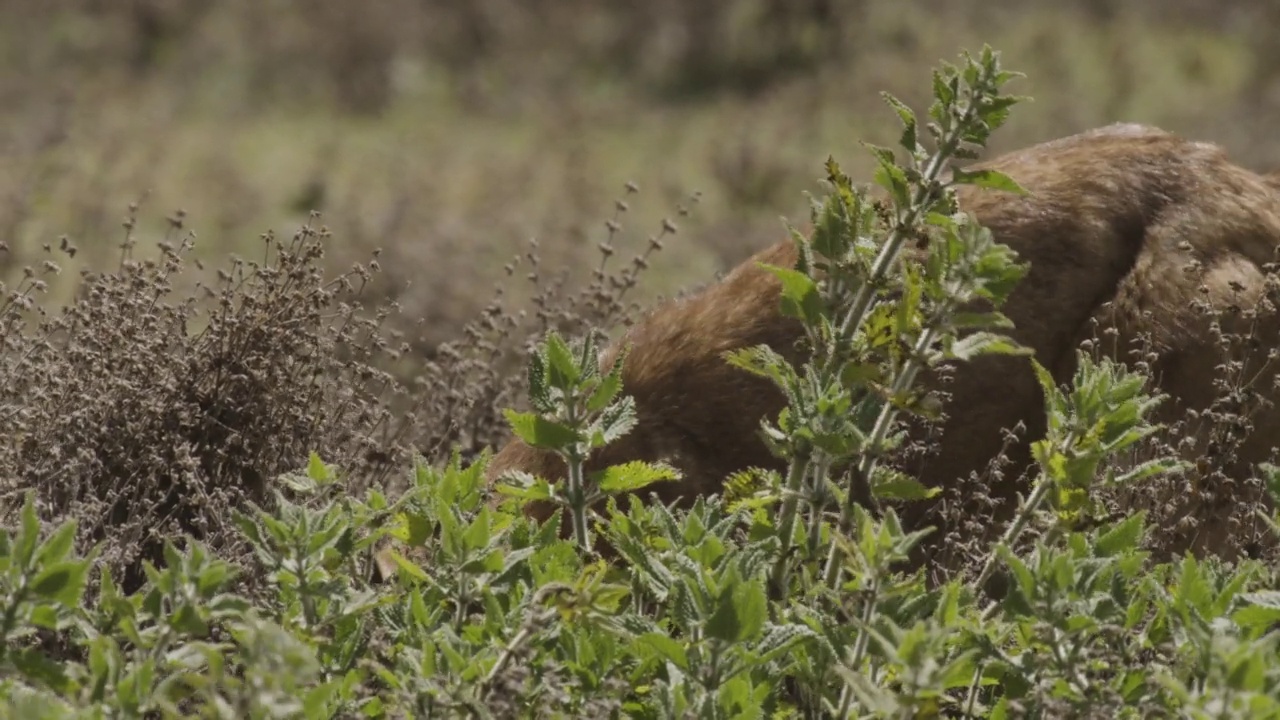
[1227,653,1264,691]
[17,491,39,569]
[118,659,155,709]
[1233,591,1280,631]
[595,394,638,446]
[577,330,600,379]
[1175,554,1213,615]
[306,452,333,483]
[759,263,823,326]
[1261,463,1280,507]
[810,194,855,260]
[28,604,59,630]
[947,311,1015,331]
[34,520,77,567]
[503,409,581,449]
[194,558,238,597]
[873,158,911,208]
[635,632,689,670]
[872,473,941,502]
[526,346,551,412]
[208,593,252,619]
[1095,512,1146,556]
[586,347,628,412]
[1231,603,1280,632]
[169,603,208,636]
[494,474,554,501]
[932,68,954,107]
[30,560,89,607]
[543,330,581,389]
[998,544,1036,606]
[11,647,72,694]
[717,676,754,713]
[382,548,429,582]
[723,344,797,395]
[951,168,1027,195]
[706,578,767,643]
[947,331,1029,361]
[754,623,819,664]
[303,679,341,719]
[596,461,679,493]
[231,511,266,550]
[1111,457,1185,487]
[833,660,897,714]
[882,91,919,152]
[461,508,492,553]
[391,509,432,548]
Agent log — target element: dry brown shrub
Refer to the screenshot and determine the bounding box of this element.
[0,183,680,592]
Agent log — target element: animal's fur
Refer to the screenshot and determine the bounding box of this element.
[485,123,1280,559]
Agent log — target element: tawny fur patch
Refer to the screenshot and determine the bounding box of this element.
[486,123,1280,560]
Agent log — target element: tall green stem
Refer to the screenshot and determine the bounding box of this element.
[562,392,592,550]
[822,320,946,586]
[770,455,814,593]
[815,102,986,590]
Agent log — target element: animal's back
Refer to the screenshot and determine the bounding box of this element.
[913,125,1280,519]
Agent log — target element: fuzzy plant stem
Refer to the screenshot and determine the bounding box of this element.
[770,455,815,593]
[566,451,592,550]
[822,320,948,587]
[834,574,882,717]
[774,69,1001,598]
[814,100,989,589]
[561,392,592,551]
[772,142,958,587]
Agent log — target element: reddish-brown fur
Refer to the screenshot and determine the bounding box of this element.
[485,124,1280,556]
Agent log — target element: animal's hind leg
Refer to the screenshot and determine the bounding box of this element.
[1078,230,1280,560]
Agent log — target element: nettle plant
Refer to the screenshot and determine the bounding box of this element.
[7,46,1280,720]
[729,48,1033,595]
[497,329,678,551]
[490,47,1280,717]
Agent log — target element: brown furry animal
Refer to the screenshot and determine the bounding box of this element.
[485,123,1280,560]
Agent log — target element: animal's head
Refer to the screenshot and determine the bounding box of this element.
[474,243,815,543]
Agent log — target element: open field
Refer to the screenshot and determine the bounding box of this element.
[4,1,1279,344]
[4,4,1280,715]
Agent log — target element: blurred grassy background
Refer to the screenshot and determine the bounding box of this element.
[3,0,1279,348]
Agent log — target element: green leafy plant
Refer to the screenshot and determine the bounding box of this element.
[720,47,1031,596]
[496,329,678,550]
[5,43,1280,720]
